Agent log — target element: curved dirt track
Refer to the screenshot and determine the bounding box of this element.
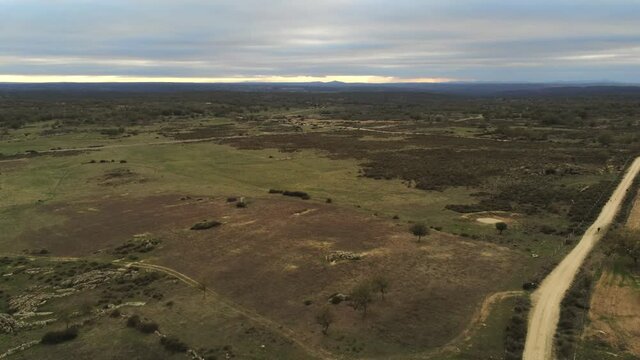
[523,157,640,360]
[126,262,334,360]
[2,255,330,359]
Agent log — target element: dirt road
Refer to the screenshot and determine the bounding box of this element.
[0,130,300,164]
[523,157,640,360]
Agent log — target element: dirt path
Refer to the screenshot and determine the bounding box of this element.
[0,136,230,163]
[523,157,640,360]
[341,125,510,142]
[437,290,524,354]
[0,128,321,164]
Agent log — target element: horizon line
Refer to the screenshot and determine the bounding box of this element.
[0,75,637,86]
[0,74,460,84]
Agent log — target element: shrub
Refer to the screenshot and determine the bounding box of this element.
[539,225,556,234]
[127,314,159,334]
[126,314,141,328]
[41,327,78,345]
[100,127,125,136]
[160,336,188,353]
[190,220,222,230]
[504,297,530,360]
[137,321,159,334]
[282,190,310,200]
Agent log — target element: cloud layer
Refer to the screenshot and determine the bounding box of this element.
[0,0,639,82]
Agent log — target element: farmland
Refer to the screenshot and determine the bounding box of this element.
[1,87,639,359]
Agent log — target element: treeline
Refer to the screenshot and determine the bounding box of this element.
[2,90,639,131]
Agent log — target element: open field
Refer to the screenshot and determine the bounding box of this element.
[2,90,639,359]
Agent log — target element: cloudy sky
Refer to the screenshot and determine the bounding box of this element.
[0,0,639,83]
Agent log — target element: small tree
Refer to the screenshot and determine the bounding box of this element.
[409,223,429,242]
[80,301,93,316]
[351,282,373,317]
[371,275,390,299]
[315,307,334,335]
[496,222,508,235]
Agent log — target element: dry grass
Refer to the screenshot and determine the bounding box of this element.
[19,194,524,357]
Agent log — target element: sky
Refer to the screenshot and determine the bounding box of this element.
[0,0,639,83]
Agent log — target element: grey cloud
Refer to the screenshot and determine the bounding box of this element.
[0,0,638,81]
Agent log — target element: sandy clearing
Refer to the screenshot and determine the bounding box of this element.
[585,271,640,356]
[626,193,640,230]
[523,157,640,360]
[476,217,503,224]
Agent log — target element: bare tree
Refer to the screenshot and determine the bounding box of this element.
[351,282,373,317]
[371,275,390,299]
[315,307,334,335]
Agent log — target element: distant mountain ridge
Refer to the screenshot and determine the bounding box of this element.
[1,81,639,97]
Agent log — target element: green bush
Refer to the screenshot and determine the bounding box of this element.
[41,327,78,345]
[126,314,141,328]
[160,336,188,353]
[137,321,159,334]
[282,190,310,200]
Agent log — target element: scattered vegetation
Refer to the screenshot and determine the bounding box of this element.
[556,270,594,359]
[504,297,531,360]
[609,228,640,268]
[111,237,160,255]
